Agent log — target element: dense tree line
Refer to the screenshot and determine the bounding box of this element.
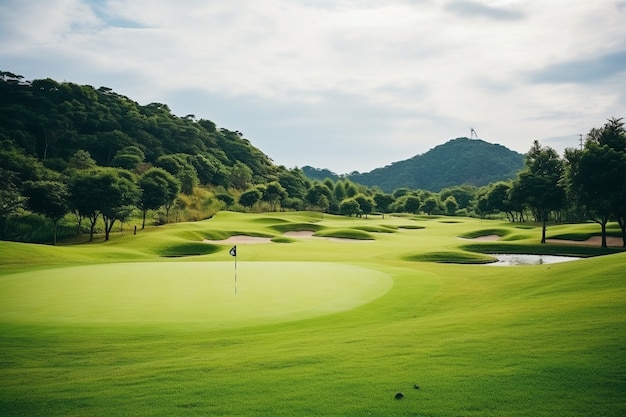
[0,72,624,246]
[476,118,626,247]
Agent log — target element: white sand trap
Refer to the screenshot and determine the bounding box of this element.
[203,235,272,244]
[547,236,622,247]
[0,262,392,329]
[284,231,315,237]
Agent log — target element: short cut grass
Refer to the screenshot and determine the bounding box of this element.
[0,211,624,417]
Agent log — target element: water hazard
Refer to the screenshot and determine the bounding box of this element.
[487,254,580,266]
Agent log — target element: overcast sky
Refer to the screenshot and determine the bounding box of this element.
[1,0,625,174]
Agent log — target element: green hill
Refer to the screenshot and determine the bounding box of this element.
[348,138,524,192]
[0,72,276,182]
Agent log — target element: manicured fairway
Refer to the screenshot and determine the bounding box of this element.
[0,212,624,417]
[0,262,392,328]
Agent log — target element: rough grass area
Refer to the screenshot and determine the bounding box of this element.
[458,228,510,239]
[403,250,496,264]
[0,212,624,417]
[314,228,375,240]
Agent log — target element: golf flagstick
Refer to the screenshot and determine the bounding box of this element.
[229,245,237,294]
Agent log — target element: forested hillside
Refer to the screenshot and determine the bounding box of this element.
[1,71,624,248]
[348,138,524,192]
[0,72,276,181]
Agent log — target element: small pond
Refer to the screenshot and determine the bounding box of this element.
[487,254,581,266]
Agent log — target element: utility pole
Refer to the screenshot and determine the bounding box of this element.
[579,134,583,150]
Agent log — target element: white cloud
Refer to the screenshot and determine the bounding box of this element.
[1,0,625,173]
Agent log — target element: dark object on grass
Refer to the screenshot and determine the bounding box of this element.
[414,384,420,390]
[394,392,404,400]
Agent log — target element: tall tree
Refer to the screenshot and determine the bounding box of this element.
[99,169,140,241]
[239,188,262,210]
[373,193,394,218]
[263,181,287,212]
[513,141,565,243]
[230,161,253,190]
[138,168,180,229]
[68,172,103,241]
[23,180,70,245]
[0,168,25,240]
[354,194,374,218]
[565,118,626,247]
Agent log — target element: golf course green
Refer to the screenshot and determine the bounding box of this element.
[0,262,392,328]
[1,211,624,416]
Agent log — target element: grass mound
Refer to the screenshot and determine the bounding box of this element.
[403,250,495,264]
[314,229,375,240]
[269,222,323,234]
[158,242,222,257]
[354,225,396,233]
[459,228,510,239]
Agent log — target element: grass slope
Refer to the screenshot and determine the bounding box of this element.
[0,212,624,416]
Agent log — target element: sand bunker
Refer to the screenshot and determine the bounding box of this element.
[284,230,372,242]
[547,236,623,248]
[460,234,501,241]
[284,231,315,237]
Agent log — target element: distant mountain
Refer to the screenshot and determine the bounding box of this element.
[304,138,525,192]
[351,138,524,192]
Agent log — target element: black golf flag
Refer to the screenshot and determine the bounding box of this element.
[230,245,237,294]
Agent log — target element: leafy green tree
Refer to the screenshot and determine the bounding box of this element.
[154,154,187,176]
[339,198,360,217]
[486,182,515,221]
[69,169,139,241]
[404,195,421,214]
[190,154,228,186]
[305,183,333,210]
[99,169,140,241]
[23,180,70,245]
[278,169,308,200]
[513,141,565,243]
[317,194,330,214]
[354,194,374,218]
[111,153,142,170]
[111,146,145,171]
[443,196,459,216]
[392,188,409,199]
[66,150,97,171]
[565,142,625,247]
[216,193,235,207]
[138,168,180,229]
[476,188,490,219]
[178,167,199,195]
[420,197,438,215]
[334,181,347,202]
[439,185,476,210]
[239,188,262,210]
[586,117,626,152]
[68,173,102,241]
[373,193,394,218]
[230,161,253,190]
[344,181,358,198]
[0,168,25,240]
[263,181,287,211]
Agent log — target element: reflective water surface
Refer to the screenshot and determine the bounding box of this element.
[487,254,581,266]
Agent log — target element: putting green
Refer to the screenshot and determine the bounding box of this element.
[0,262,392,329]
